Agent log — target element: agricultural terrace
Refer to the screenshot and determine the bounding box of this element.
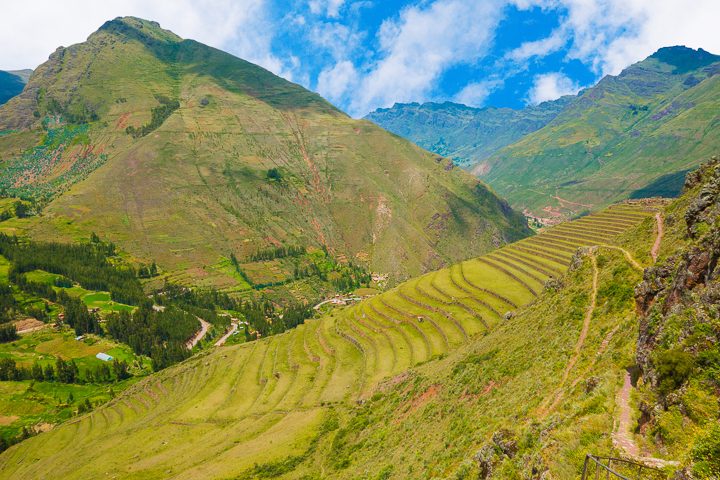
[0,202,659,479]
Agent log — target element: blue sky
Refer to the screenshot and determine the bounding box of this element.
[2,0,720,116]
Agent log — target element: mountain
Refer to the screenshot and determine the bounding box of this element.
[481,46,720,220]
[364,98,572,169]
[367,47,720,223]
[0,17,530,290]
[0,70,30,106]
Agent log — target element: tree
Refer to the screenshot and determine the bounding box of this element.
[112,360,130,380]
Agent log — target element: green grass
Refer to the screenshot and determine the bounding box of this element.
[0,202,661,479]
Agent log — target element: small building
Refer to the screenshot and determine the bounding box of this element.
[96,352,114,362]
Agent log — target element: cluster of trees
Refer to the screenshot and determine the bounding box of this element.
[0,357,130,384]
[57,291,102,336]
[0,233,144,305]
[238,298,313,338]
[137,261,159,278]
[126,95,180,138]
[0,201,30,222]
[106,305,196,371]
[248,245,306,262]
[0,283,17,324]
[0,323,17,343]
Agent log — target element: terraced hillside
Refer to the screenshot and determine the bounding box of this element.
[0,202,658,479]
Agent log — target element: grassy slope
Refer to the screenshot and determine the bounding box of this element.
[0,17,530,289]
[0,202,659,479]
[480,47,720,219]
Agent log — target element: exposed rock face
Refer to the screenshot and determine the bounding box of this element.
[636,157,720,378]
[634,157,720,474]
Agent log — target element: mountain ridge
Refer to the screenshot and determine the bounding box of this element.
[0,16,530,294]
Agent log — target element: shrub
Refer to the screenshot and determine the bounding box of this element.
[692,422,720,478]
[654,349,695,397]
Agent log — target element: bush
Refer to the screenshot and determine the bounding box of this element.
[692,423,720,478]
[654,349,695,397]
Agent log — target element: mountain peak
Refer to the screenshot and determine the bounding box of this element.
[94,16,182,44]
[648,45,720,73]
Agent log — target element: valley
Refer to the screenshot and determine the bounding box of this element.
[0,10,718,480]
[0,200,666,478]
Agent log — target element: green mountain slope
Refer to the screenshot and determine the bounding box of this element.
[365,98,571,169]
[0,17,530,290]
[482,46,720,221]
[0,70,28,106]
[0,198,661,479]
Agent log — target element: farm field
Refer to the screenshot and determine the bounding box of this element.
[0,201,661,479]
[21,268,134,314]
[0,327,147,442]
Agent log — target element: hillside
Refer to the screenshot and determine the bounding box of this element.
[0,17,530,295]
[483,47,720,221]
[0,70,28,106]
[364,97,571,169]
[0,197,666,479]
[367,47,720,223]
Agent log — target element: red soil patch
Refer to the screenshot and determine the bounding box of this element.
[461,380,498,402]
[116,113,131,130]
[395,384,441,423]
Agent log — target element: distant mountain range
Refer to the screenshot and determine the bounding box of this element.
[0,17,530,289]
[0,69,31,105]
[365,96,572,169]
[367,46,720,222]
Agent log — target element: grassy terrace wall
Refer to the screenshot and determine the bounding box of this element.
[0,202,658,479]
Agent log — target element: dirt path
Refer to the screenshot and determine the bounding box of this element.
[186,317,211,349]
[599,245,643,271]
[613,371,679,468]
[651,213,663,263]
[214,321,238,347]
[540,250,598,416]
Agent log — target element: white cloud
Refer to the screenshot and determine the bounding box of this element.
[308,22,364,61]
[349,0,505,116]
[527,72,580,104]
[0,0,289,78]
[505,27,567,62]
[309,0,345,18]
[453,80,500,107]
[519,0,720,76]
[316,60,358,103]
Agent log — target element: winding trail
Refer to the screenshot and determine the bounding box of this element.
[651,213,664,263]
[599,245,643,271]
[613,371,679,468]
[186,317,211,349]
[540,250,598,417]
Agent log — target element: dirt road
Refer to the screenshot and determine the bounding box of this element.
[186,317,211,349]
[214,321,238,346]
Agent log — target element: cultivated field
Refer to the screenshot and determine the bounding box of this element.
[0,202,658,479]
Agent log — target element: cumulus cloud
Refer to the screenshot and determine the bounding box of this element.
[527,72,580,104]
[348,0,505,116]
[0,0,288,78]
[316,60,358,103]
[453,81,500,107]
[505,28,567,62]
[518,0,720,75]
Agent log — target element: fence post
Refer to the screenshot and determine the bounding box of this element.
[582,455,590,480]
